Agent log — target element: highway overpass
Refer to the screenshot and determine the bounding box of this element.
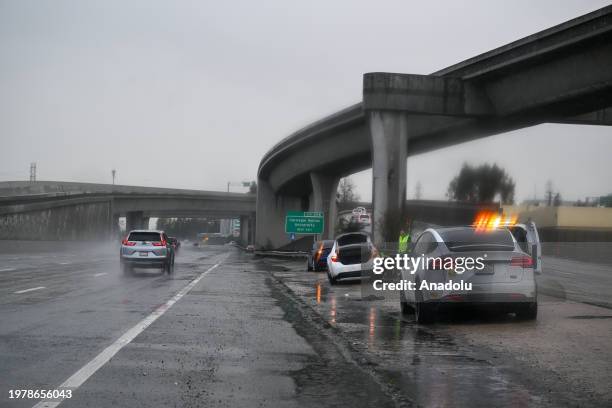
[0,181,256,242]
[256,6,612,249]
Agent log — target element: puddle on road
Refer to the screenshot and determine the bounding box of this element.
[266,276,399,408]
[268,266,568,408]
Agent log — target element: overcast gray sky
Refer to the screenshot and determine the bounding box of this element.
[1,0,610,202]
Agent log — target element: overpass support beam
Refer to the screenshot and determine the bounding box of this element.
[368,111,408,245]
[126,211,145,231]
[255,179,305,250]
[239,215,249,246]
[110,214,120,240]
[240,214,255,246]
[310,172,340,240]
[364,72,491,244]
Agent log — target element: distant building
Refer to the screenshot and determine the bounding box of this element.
[521,198,575,207]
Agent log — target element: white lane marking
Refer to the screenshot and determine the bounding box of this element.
[0,267,16,272]
[59,262,71,265]
[14,286,46,294]
[93,273,108,277]
[32,262,221,408]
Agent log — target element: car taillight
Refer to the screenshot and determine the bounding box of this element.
[152,240,166,247]
[427,258,444,270]
[331,252,339,262]
[315,245,323,262]
[122,238,136,246]
[511,255,533,268]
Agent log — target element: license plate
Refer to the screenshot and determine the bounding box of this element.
[139,252,148,257]
[476,264,494,274]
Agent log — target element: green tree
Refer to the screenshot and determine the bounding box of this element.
[447,163,515,204]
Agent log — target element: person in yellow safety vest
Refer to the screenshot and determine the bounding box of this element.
[398,229,410,254]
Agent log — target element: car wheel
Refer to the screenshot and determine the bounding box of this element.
[400,289,413,315]
[516,302,537,320]
[414,283,435,324]
[307,259,313,271]
[165,260,174,275]
[327,271,337,285]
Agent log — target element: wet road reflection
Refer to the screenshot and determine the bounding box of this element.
[290,270,555,407]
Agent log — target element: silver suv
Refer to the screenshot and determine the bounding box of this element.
[120,230,175,274]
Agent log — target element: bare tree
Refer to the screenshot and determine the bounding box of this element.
[337,177,360,204]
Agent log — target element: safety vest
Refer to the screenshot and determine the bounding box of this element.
[398,234,410,253]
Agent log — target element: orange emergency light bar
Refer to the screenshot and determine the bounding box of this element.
[472,211,518,232]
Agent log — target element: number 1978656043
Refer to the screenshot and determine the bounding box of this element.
[9,389,72,399]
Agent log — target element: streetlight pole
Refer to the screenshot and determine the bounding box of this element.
[112,169,116,185]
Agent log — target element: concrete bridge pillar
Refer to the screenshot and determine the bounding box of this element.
[110,214,120,240]
[310,172,340,240]
[239,214,255,246]
[369,110,408,245]
[364,72,480,244]
[255,178,305,250]
[126,211,145,231]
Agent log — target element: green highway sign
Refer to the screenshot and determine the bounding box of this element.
[285,211,324,234]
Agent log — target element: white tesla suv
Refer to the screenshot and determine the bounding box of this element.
[400,226,539,323]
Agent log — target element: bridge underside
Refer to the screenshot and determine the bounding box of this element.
[256,6,612,248]
[0,188,256,242]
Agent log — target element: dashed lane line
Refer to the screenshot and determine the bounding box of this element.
[32,262,221,408]
[14,286,46,294]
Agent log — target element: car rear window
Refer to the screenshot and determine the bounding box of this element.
[337,234,367,246]
[128,232,162,242]
[440,228,514,252]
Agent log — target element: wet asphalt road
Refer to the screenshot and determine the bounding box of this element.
[1,243,611,407]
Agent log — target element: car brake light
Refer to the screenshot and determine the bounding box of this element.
[446,294,464,301]
[511,255,533,268]
[427,258,444,270]
[152,240,166,247]
[122,238,136,246]
[315,244,323,262]
[331,251,339,262]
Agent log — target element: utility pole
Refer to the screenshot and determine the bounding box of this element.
[29,162,36,182]
[545,180,553,207]
[112,169,116,185]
